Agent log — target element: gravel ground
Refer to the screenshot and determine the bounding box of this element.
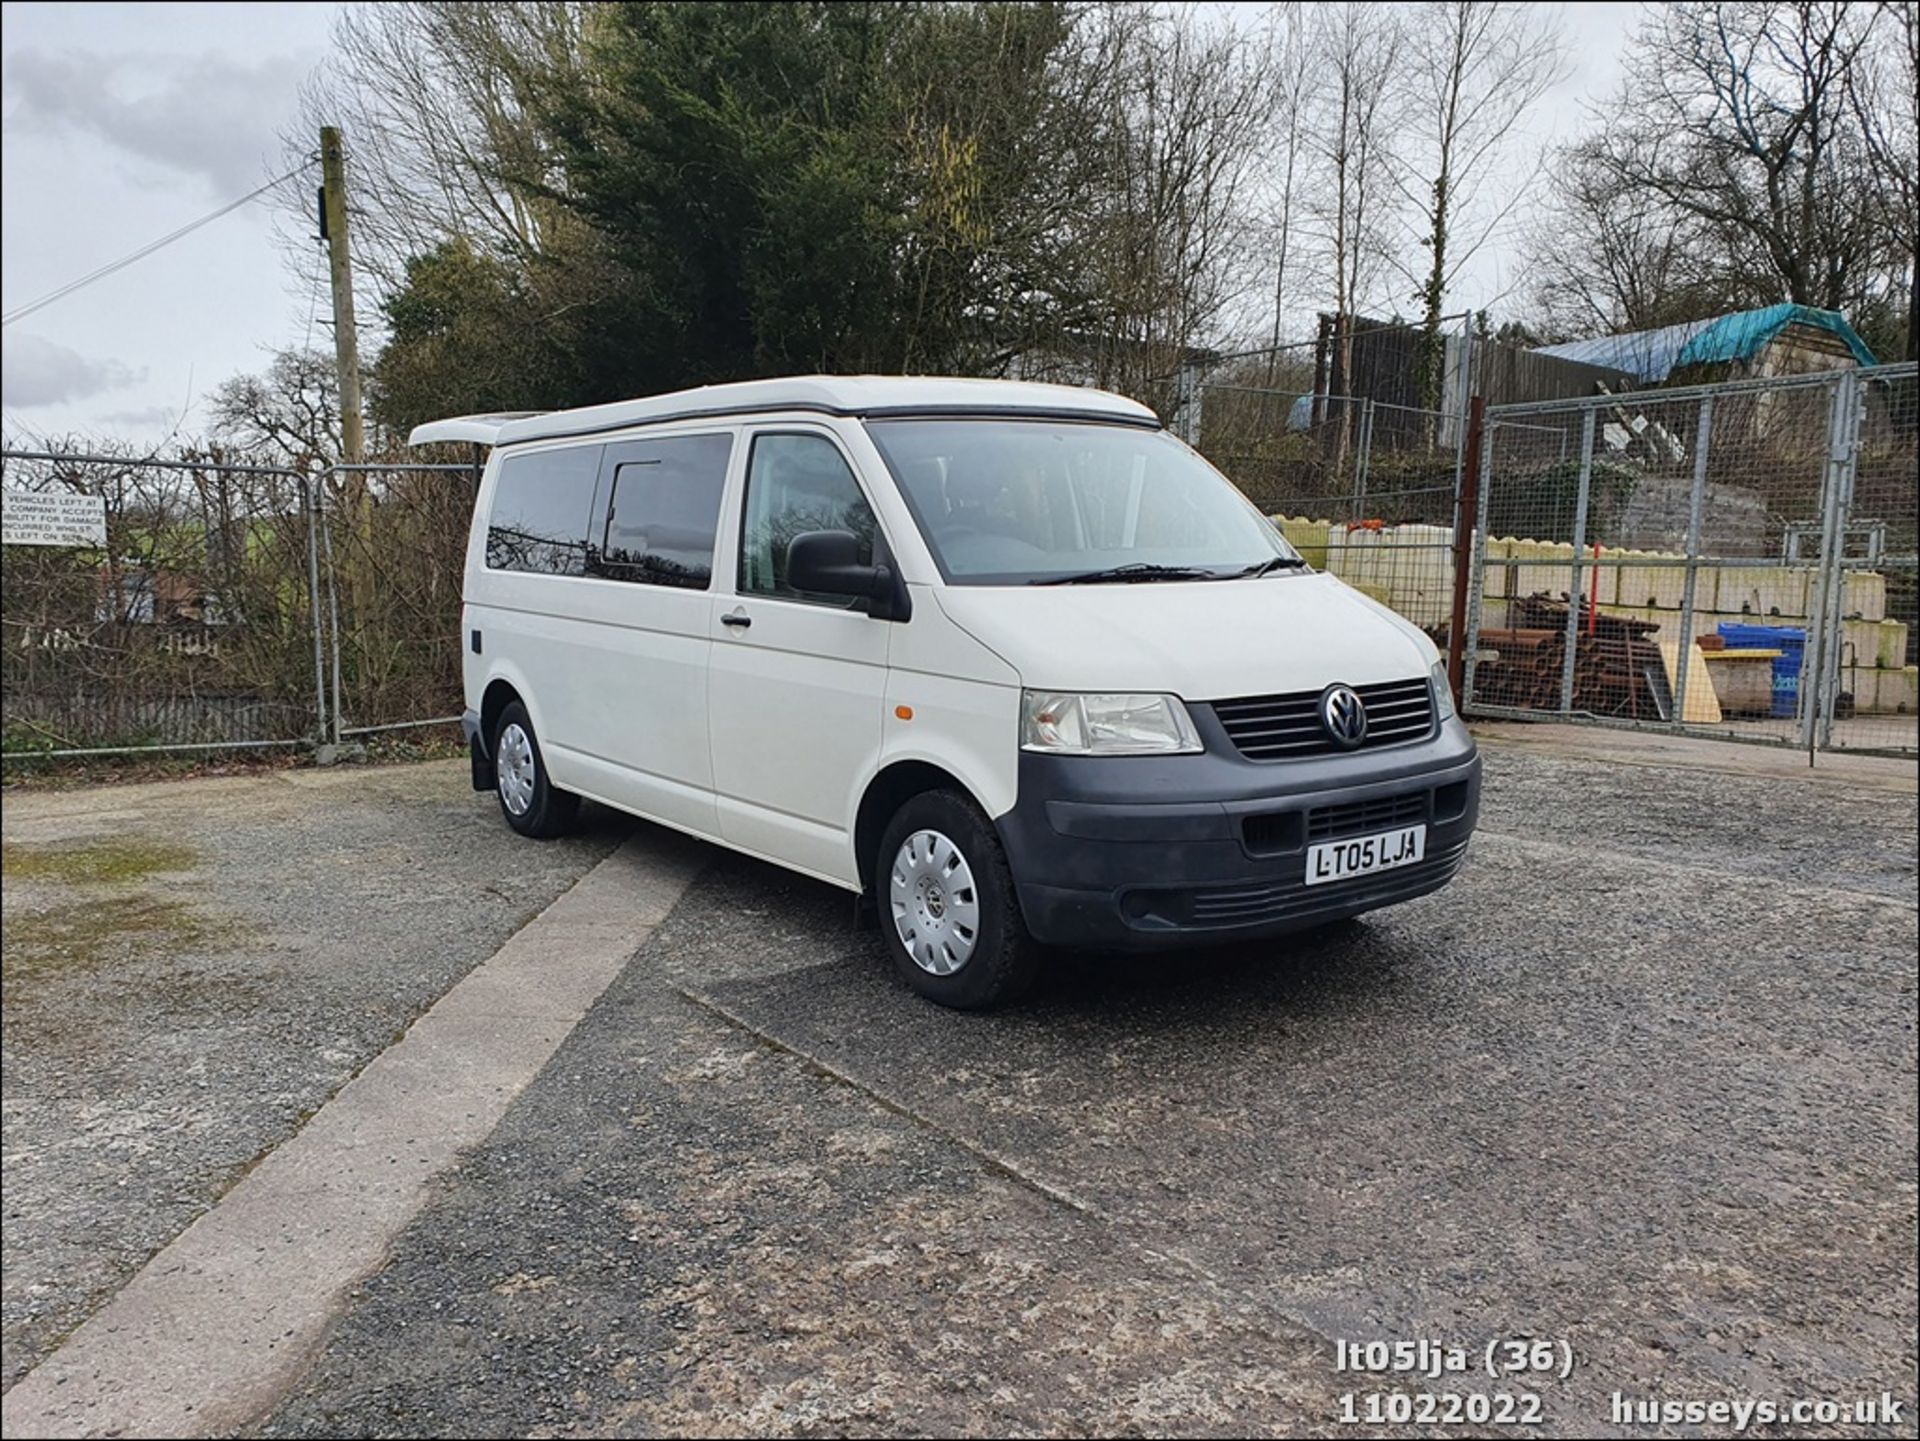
[0,761,626,1389]
[253,739,1918,1439]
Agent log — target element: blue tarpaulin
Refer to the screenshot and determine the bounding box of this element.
[1533,305,1876,382]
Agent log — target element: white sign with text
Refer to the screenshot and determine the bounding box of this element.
[2,489,108,548]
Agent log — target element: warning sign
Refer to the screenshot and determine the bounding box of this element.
[2,489,108,548]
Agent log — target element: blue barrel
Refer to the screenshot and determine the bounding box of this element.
[1716,623,1808,718]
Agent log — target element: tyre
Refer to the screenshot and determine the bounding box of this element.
[877,789,1040,1009]
[491,700,580,839]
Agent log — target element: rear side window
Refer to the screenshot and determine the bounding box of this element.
[486,444,603,575]
[594,434,732,589]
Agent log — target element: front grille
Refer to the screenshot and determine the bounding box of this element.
[1305,791,1428,842]
[1211,677,1435,760]
[1183,841,1470,928]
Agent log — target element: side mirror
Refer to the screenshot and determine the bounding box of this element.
[785,529,911,621]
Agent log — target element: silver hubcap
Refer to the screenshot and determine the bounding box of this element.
[889,829,980,976]
[497,722,536,816]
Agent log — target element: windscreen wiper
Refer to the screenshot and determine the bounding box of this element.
[1233,555,1310,578]
[1033,563,1226,586]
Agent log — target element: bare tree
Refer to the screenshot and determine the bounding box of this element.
[1395,1,1567,407]
[274,3,593,305]
[1261,2,1323,382]
[1848,0,1919,358]
[1076,6,1277,397]
[206,348,342,469]
[1594,2,1887,313]
[1310,3,1403,455]
[1525,129,1757,338]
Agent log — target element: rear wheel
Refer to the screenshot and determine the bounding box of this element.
[877,790,1040,1009]
[492,700,579,839]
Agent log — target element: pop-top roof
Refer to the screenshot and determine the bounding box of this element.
[1532,304,1876,383]
[408,375,1159,448]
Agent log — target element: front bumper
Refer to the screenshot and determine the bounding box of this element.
[995,715,1480,950]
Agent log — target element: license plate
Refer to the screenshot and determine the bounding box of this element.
[1304,824,1427,887]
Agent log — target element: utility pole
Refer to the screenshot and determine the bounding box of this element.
[319,126,364,465]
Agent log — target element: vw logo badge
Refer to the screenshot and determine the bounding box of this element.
[1321,684,1368,748]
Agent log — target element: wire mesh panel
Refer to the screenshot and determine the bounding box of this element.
[314,463,477,741]
[1197,330,1469,638]
[1,452,323,754]
[1465,365,1917,756]
[1828,366,1919,754]
[2,452,480,759]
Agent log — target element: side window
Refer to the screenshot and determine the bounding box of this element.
[486,444,602,575]
[739,433,878,607]
[593,433,732,589]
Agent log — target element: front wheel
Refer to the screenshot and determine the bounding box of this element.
[877,790,1040,1010]
[492,700,579,839]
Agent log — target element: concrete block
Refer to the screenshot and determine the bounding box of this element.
[1514,539,1576,599]
[1714,566,1810,620]
[1874,618,1910,670]
[1273,514,1329,570]
[1842,571,1887,621]
[1840,664,1917,714]
[1482,537,1516,600]
[1705,650,1778,718]
[1581,554,1620,607]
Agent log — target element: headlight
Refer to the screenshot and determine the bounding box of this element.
[1431,658,1457,723]
[1021,690,1202,755]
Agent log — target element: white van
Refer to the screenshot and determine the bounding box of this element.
[414,376,1479,1009]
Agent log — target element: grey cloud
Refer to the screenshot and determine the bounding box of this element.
[99,405,186,430]
[3,48,301,194]
[2,333,145,406]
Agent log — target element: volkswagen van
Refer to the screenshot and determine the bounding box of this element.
[413,376,1480,1009]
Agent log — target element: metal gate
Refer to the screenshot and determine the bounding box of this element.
[1,450,478,761]
[1462,363,1919,756]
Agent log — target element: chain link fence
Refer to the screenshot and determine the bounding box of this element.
[1462,363,1917,756]
[6,358,1913,765]
[1194,325,1471,633]
[1,450,476,760]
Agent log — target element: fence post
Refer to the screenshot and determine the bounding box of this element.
[1803,373,1858,753]
[1354,398,1375,518]
[1672,396,1714,728]
[303,469,329,746]
[1462,416,1497,713]
[1446,395,1486,704]
[1558,410,1598,714]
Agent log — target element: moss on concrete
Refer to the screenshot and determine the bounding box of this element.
[2,838,198,885]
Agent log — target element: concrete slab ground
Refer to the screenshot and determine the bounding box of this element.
[1,835,703,1439]
[0,763,626,1389]
[4,731,1915,1437]
[240,733,1910,1438]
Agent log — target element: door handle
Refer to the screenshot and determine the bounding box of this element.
[721,609,752,630]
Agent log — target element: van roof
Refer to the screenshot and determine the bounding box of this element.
[407,375,1160,448]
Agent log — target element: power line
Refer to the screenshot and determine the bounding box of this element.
[1,160,317,329]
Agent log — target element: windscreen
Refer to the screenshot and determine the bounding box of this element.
[865,418,1299,585]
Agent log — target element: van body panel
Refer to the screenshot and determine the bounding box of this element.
[708,592,890,884]
[933,570,1436,700]
[875,587,1023,823]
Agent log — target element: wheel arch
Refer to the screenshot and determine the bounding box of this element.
[479,671,535,751]
[854,759,991,897]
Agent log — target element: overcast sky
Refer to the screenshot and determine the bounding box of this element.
[2,1,1643,445]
